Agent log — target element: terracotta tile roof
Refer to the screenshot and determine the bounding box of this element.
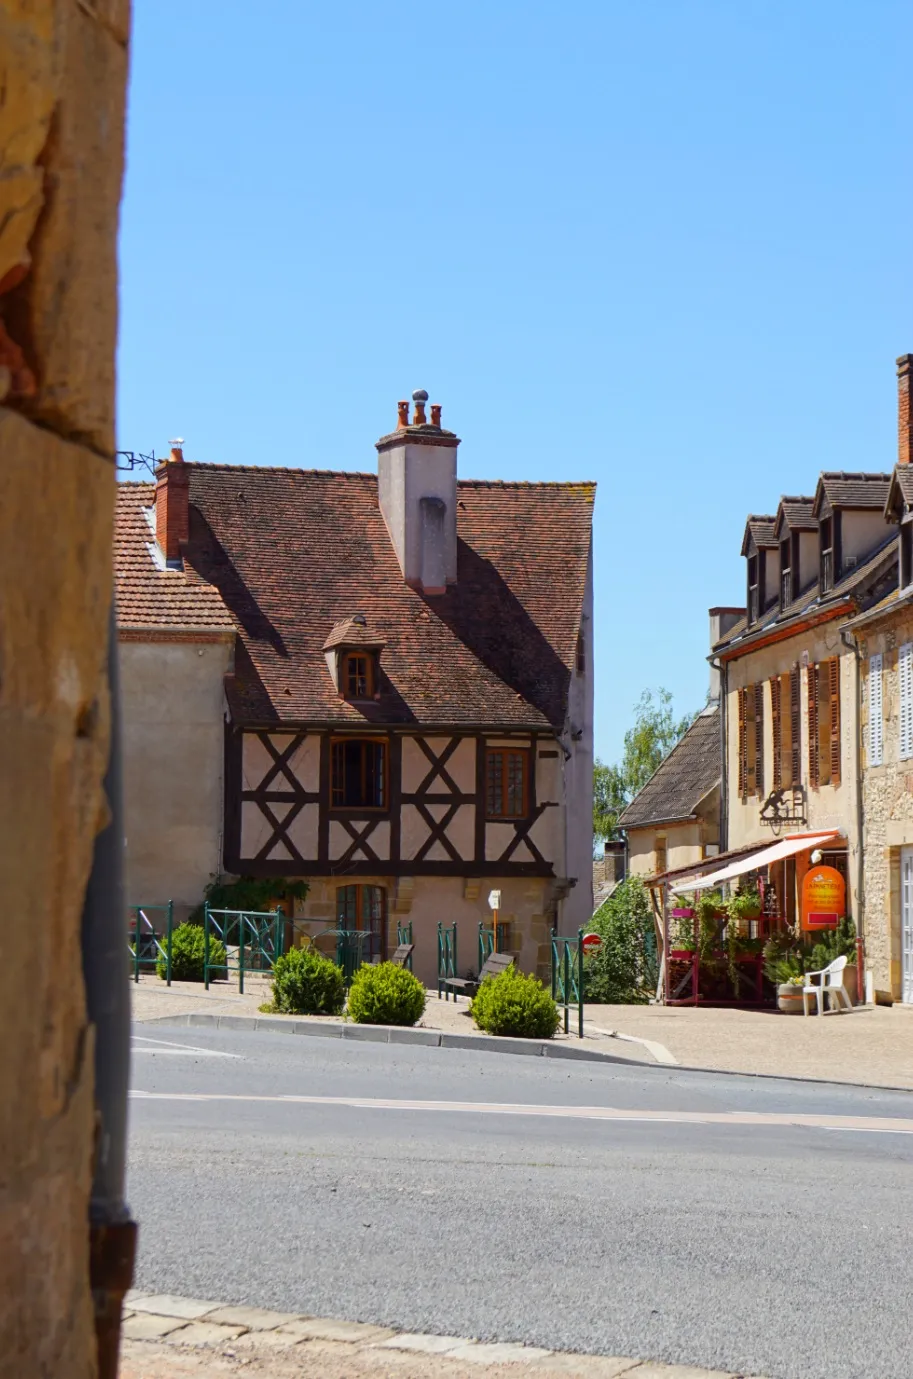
[618,707,721,829]
[813,472,891,515]
[322,615,386,651]
[773,497,817,538]
[116,464,595,728]
[115,483,235,630]
[740,515,778,556]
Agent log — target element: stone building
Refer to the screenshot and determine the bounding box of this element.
[845,354,913,1002]
[115,395,595,984]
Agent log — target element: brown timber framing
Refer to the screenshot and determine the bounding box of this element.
[223,724,558,878]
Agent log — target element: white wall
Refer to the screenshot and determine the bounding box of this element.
[120,637,233,917]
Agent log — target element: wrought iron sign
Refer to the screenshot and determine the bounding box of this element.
[759,787,807,833]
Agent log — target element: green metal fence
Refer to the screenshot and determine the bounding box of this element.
[551,928,585,1038]
[477,921,509,970]
[203,905,286,993]
[334,928,371,988]
[437,921,457,999]
[397,921,414,970]
[127,902,174,984]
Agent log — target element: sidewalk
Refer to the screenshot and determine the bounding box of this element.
[119,1292,757,1379]
[582,1001,913,1090]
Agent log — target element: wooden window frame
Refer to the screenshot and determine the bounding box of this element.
[747,553,760,625]
[330,735,388,811]
[341,651,375,701]
[485,747,530,820]
[770,675,782,790]
[779,539,792,609]
[789,665,801,787]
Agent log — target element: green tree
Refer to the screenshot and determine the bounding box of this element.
[584,877,657,1004]
[594,688,692,843]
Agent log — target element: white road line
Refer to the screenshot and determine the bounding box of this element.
[131,1035,243,1059]
[127,1090,913,1135]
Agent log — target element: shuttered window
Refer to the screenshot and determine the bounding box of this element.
[868,653,883,767]
[900,643,913,760]
[737,684,764,800]
[790,666,801,787]
[808,658,841,788]
[807,663,819,788]
[770,676,782,790]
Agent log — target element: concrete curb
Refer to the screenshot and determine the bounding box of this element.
[137,1010,913,1094]
[123,1291,759,1376]
[138,1011,648,1068]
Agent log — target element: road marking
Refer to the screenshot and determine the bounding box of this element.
[131,1035,243,1060]
[127,1090,913,1135]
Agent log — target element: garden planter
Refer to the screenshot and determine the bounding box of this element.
[777,982,805,1014]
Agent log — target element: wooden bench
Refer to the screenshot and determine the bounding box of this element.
[390,943,414,969]
[442,951,513,1000]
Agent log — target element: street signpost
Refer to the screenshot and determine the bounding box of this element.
[488,890,501,952]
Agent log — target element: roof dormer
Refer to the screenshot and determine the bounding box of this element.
[740,516,778,625]
[323,614,386,702]
[812,472,891,592]
[772,497,816,610]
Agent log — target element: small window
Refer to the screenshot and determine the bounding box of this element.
[779,538,792,609]
[654,836,667,876]
[820,517,834,592]
[747,554,760,624]
[486,748,529,819]
[901,519,913,590]
[331,738,386,808]
[575,631,586,675]
[342,652,373,700]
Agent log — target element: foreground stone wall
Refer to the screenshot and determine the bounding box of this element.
[0,3,129,1375]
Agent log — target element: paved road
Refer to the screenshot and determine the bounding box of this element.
[127,1025,913,1379]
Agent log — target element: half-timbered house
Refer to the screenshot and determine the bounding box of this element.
[116,394,595,984]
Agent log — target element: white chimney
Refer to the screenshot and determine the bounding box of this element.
[376,390,460,595]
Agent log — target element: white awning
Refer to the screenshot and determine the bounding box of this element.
[670,831,843,894]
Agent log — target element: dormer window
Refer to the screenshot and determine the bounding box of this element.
[323,613,386,702]
[779,539,792,609]
[747,553,760,624]
[343,652,374,700]
[901,516,913,590]
[820,516,834,592]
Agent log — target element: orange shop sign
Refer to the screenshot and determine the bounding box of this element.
[801,865,845,931]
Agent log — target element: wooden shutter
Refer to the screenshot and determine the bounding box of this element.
[790,666,801,787]
[900,643,913,760]
[737,687,748,800]
[868,654,883,767]
[753,682,764,797]
[828,657,841,787]
[807,663,819,789]
[770,676,782,790]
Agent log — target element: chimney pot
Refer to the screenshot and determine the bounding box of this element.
[897,354,913,466]
[430,403,442,428]
[169,436,185,464]
[412,388,428,426]
[397,400,410,429]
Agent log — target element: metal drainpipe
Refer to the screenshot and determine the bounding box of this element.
[841,626,866,1002]
[81,604,137,1377]
[710,654,728,853]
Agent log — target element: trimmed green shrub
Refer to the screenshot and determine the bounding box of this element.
[157,923,226,982]
[470,967,559,1039]
[347,962,426,1026]
[270,946,345,1015]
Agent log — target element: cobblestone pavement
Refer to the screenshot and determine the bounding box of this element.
[130,976,913,1088]
[119,1294,761,1379]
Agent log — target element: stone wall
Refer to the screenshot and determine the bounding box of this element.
[857,610,913,999]
[0,3,129,1375]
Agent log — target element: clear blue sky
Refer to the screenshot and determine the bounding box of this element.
[118,1,912,763]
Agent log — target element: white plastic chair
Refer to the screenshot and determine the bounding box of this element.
[802,955,853,1016]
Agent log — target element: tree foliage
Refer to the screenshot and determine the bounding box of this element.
[594,688,692,842]
[584,878,657,1004]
